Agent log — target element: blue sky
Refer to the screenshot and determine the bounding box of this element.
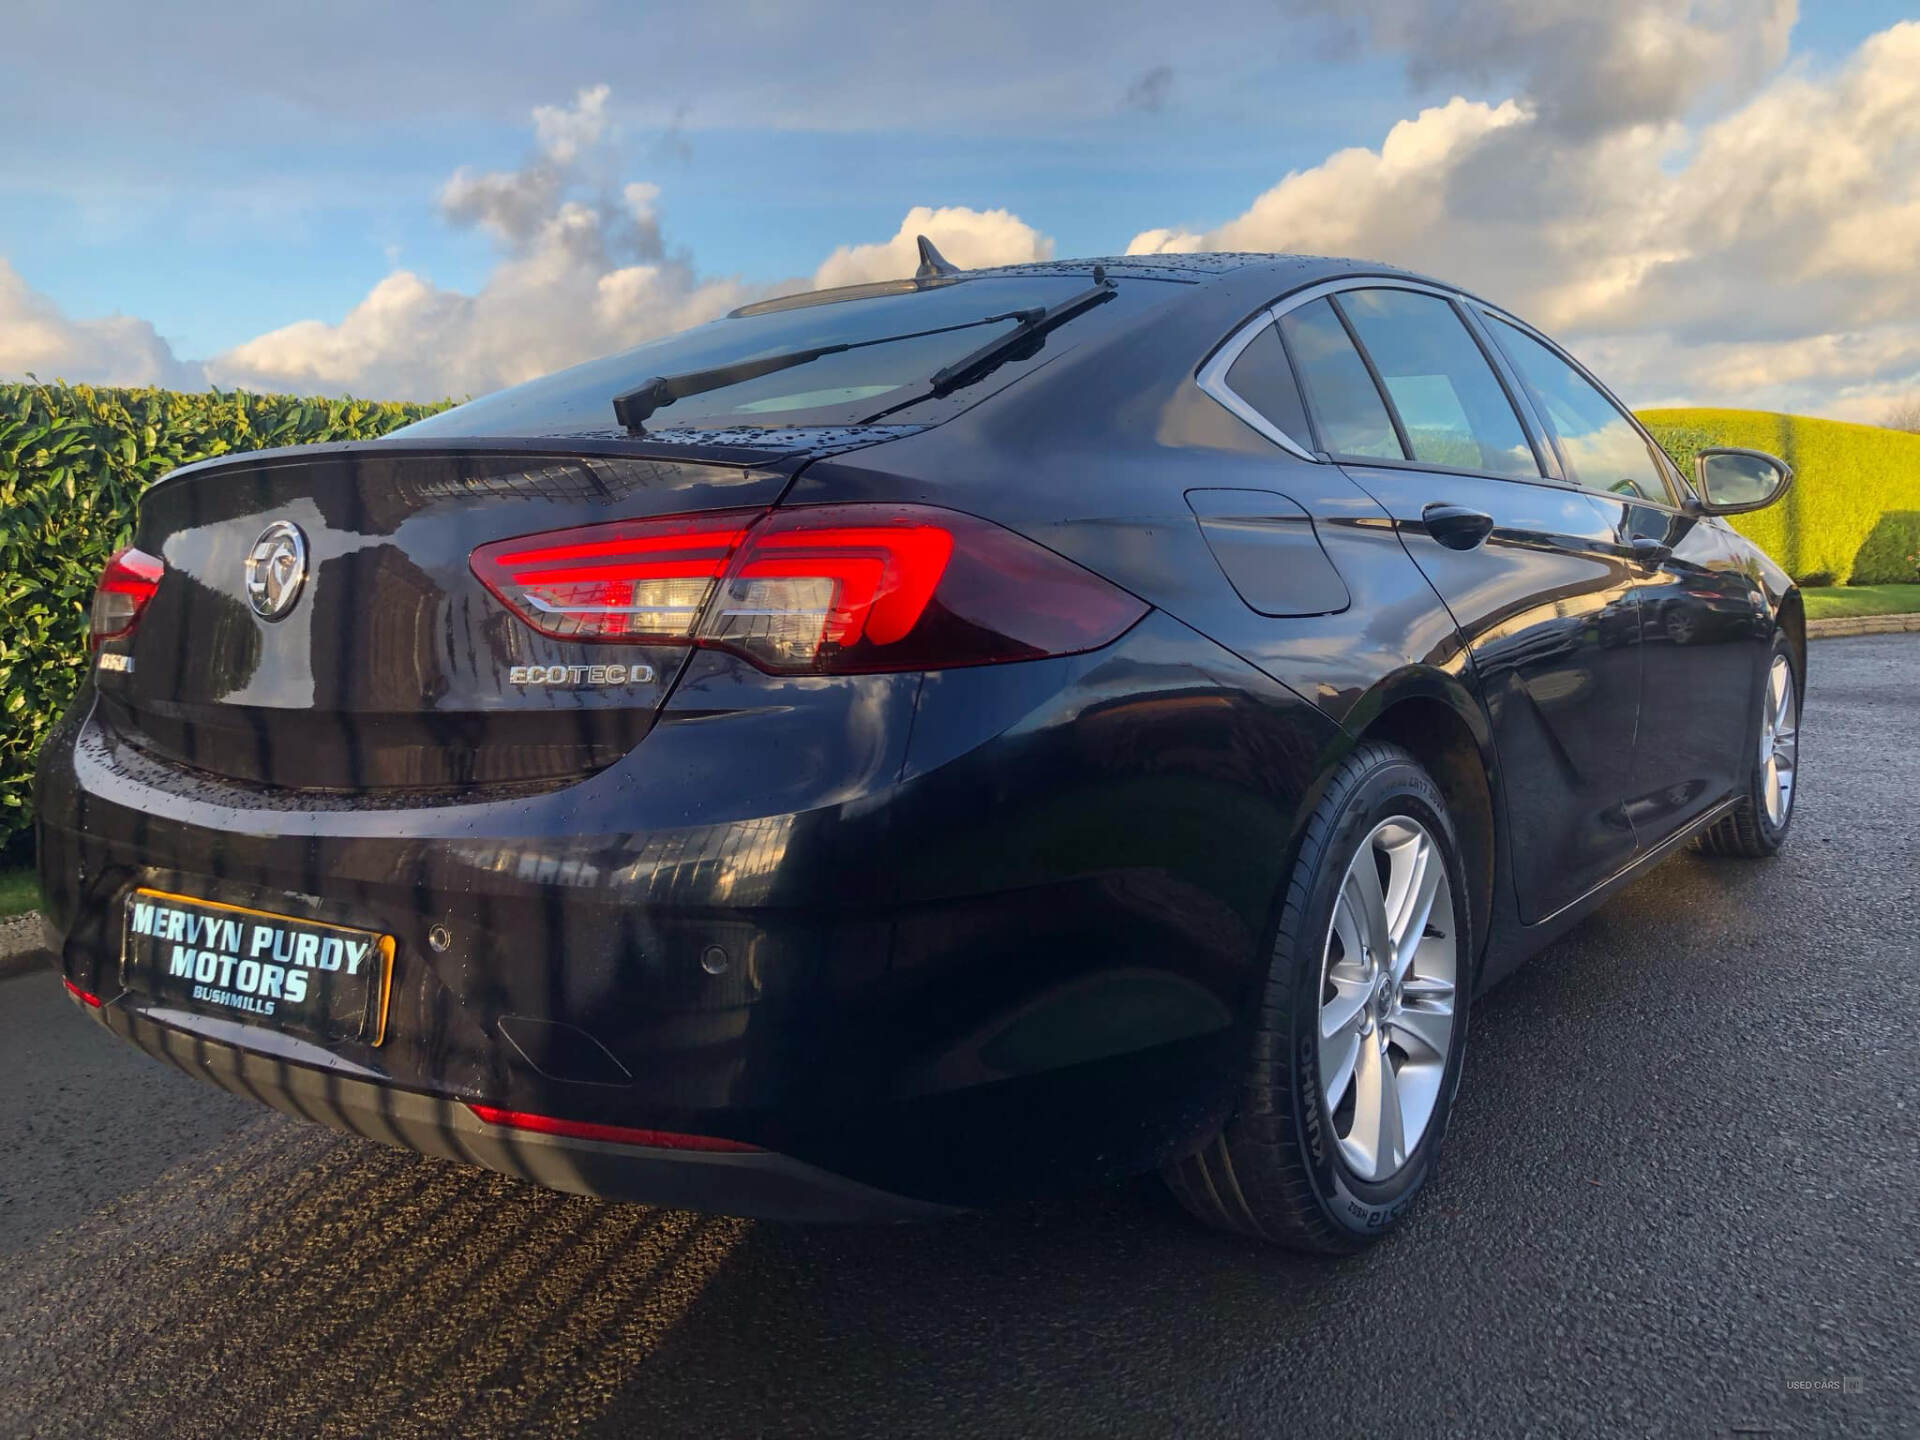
[1,4,1411,355]
[4,2,1918,420]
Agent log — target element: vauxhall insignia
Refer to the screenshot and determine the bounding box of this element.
[244,521,309,620]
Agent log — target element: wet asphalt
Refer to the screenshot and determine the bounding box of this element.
[2,634,1915,1439]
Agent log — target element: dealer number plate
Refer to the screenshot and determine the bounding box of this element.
[120,888,394,1045]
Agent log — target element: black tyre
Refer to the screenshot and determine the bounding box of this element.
[1166,740,1472,1252]
[1698,628,1800,859]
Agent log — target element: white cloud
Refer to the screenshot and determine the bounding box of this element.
[1128,97,1529,261]
[530,82,611,165]
[202,95,1056,400]
[1284,0,1797,138]
[8,14,1919,423]
[1130,19,1920,417]
[207,86,767,399]
[0,259,200,389]
[810,206,1054,290]
[0,155,1056,404]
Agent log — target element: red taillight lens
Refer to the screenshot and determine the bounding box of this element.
[466,1104,759,1152]
[62,978,103,1008]
[89,546,164,650]
[469,509,762,642]
[474,504,1147,674]
[699,504,1146,673]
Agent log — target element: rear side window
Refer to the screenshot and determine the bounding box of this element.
[1224,323,1312,448]
[1336,289,1539,478]
[1278,299,1404,460]
[1487,318,1673,504]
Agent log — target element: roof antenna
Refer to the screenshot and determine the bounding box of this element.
[914,234,961,279]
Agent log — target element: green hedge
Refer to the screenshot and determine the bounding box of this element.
[0,382,451,846]
[1639,408,1920,586]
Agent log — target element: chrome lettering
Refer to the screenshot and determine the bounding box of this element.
[508,662,654,688]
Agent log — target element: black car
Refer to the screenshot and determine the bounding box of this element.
[38,247,1802,1251]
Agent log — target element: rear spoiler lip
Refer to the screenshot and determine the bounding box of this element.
[148,427,926,495]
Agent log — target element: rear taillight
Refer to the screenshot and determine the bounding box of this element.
[473,504,1147,674]
[89,546,164,650]
[470,509,760,643]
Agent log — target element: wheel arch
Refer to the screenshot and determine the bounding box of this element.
[1343,670,1499,979]
[1775,585,1807,677]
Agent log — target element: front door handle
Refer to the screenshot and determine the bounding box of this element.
[1629,536,1672,566]
[1421,503,1495,551]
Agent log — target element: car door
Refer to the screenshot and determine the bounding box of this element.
[1476,314,1765,845]
[1272,284,1644,923]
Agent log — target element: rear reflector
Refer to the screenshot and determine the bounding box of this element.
[473,503,1147,673]
[89,546,165,650]
[466,1103,759,1152]
[62,978,103,1008]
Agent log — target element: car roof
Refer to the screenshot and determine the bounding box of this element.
[931,251,1447,291]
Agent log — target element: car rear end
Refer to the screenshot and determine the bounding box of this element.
[38,267,1333,1216]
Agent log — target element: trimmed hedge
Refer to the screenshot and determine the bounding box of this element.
[1,382,450,846]
[1640,408,1920,586]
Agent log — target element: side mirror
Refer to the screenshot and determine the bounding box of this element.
[1692,447,1792,514]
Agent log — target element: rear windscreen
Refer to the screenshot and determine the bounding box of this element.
[403,276,1102,438]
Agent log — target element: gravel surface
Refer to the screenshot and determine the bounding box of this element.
[0,913,51,980]
[2,634,1915,1439]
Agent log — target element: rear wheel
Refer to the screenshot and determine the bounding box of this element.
[1699,631,1799,859]
[1165,741,1472,1252]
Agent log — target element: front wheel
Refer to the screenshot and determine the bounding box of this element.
[1165,741,1472,1252]
[1699,630,1800,858]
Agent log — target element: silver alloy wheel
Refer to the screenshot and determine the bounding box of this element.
[1318,817,1458,1183]
[1760,654,1799,828]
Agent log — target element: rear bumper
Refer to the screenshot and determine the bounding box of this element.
[86,992,954,1222]
[38,615,1340,1211]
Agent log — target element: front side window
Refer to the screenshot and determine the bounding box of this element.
[1488,318,1673,504]
[1336,289,1539,479]
[1278,298,1404,460]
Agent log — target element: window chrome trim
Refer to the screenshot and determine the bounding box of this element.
[1200,272,1563,469]
[1268,274,1474,321]
[1198,271,1693,510]
[1194,314,1319,462]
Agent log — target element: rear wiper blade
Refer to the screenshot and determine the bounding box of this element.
[923,268,1115,397]
[613,347,840,432]
[611,312,1041,434]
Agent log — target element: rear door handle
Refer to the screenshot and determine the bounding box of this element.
[1420,503,1495,551]
[1629,536,1672,566]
